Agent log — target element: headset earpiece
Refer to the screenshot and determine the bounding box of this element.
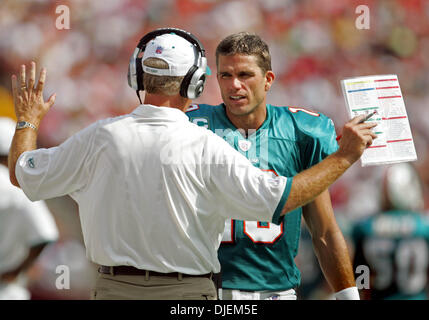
[181,65,206,99]
[127,47,142,91]
[135,57,144,92]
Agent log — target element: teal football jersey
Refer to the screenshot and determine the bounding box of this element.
[352,210,429,300]
[186,103,338,291]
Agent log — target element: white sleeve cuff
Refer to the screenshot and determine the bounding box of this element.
[334,286,360,300]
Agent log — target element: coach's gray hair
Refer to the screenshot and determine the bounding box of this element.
[142,58,184,96]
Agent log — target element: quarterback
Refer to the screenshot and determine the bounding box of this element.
[187,32,358,300]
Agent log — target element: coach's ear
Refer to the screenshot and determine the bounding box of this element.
[264,71,275,91]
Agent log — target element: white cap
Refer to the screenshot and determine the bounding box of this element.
[142,33,197,76]
[0,117,16,156]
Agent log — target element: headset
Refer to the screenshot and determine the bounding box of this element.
[127,27,207,102]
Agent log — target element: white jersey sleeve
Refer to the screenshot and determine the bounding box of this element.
[21,200,59,246]
[0,166,58,273]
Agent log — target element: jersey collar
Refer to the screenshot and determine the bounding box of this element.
[132,104,189,122]
[219,103,272,139]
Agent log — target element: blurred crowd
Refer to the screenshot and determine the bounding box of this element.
[1,0,429,299]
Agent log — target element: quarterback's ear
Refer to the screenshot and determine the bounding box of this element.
[265,71,275,91]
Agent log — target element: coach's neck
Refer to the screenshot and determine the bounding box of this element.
[144,92,191,113]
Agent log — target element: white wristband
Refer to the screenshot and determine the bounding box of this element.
[334,286,360,300]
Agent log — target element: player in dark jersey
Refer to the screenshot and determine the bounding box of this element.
[352,162,429,300]
[187,32,360,300]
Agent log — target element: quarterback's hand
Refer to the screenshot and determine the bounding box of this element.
[11,61,56,129]
[336,114,377,165]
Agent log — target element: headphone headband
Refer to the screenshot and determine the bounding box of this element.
[137,28,206,58]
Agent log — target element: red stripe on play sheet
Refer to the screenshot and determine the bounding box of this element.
[368,145,387,148]
[374,79,397,82]
[378,96,402,99]
[382,116,407,120]
[387,139,412,143]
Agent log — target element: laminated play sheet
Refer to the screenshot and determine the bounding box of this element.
[341,74,417,166]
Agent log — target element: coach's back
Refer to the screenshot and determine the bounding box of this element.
[16,104,289,275]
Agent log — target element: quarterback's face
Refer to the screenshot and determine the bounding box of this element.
[217,54,274,117]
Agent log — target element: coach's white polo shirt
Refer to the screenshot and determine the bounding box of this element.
[16,105,292,274]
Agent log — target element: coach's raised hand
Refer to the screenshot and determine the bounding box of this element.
[11,62,56,129]
[9,62,56,187]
